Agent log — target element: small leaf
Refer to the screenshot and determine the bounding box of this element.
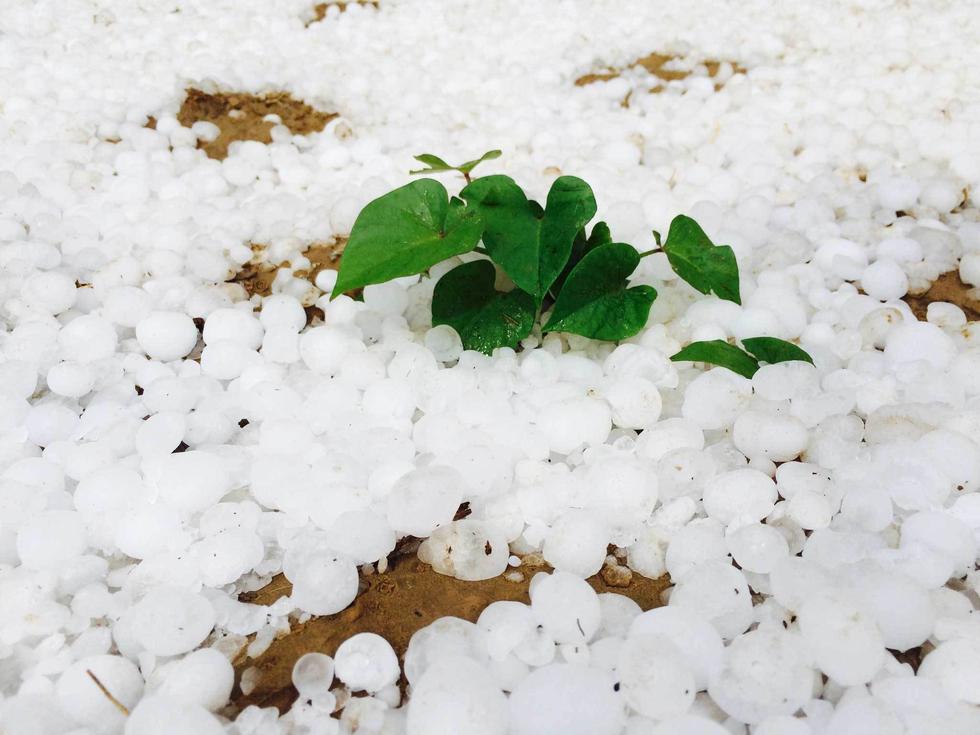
[461,175,596,302]
[550,221,613,297]
[458,149,502,174]
[544,243,656,341]
[663,215,741,304]
[742,337,814,366]
[409,153,455,174]
[332,179,483,297]
[670,340,760,379]
[431,260,536,354]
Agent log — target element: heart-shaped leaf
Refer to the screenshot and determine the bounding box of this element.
[543,243,657,341]
[550,221,613,297]
[663,215,741,304]
[742,337,814,366]
[332,179,483,297]
[670,340,760,378]
[431,260,536,354]
[461,175,597,302]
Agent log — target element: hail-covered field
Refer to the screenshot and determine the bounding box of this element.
[1,0,980,733]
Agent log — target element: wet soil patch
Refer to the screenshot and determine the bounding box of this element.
[576,51,746,92]
[310,0,379,23]
[903,270,980,321]
[228,238,347,298]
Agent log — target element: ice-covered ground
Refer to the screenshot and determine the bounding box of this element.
[2,0,980,732]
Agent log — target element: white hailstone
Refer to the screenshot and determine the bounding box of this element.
[774,461,832,500]
[884,322,957,370]
[259,418,314,455]
[669,562,753,641]
[17,509,86,569]
[725,522,788,574]
[419,520,509,581]
[536,397,612,454]
[300,326,358,374]
[200,340,255,380]
[785,489,832,530]
[628,607,724,691]
[404,617,488,684]
[919,638,980,704]
[752,362,818,402]
[407,655,508,735]
[201,307,263,349]
[860,259,908,301]
[286,550,359,615]
[847,563,934,651]
[918,428,980,493]
[292,652,335,697]
[116,502,182,559]
[314,268,339,293]
[425,325,464,363]
[261,328,301,363]
[363,378,417,423]
[876,447,950,510]
[364,281,409,315]
[136,412,186,457]
[900,511,976,577]
[136,312,199,361]
[877,176,920,211]
[327,510,396,563]
[335,633,400,692]
[813,238,868,279]
[635,418,705,462]
[702,469,778,525]
[926,301,966,329]
[58,315,118,363]
[646,715,730,735]
[508,663,623,735]
[22,271,77,314]
[103,287,153,328]
[479,601,536,661]
[681,370,752,430]
[752,716,811,735]
[193,529,263,586]
[386,466,464,537]
[797,593,885,685]
[56,655,143,732]
[877,236,923,263]
[124,695,224,735]
[596,594,641,639]
[618,633,695,719]
[155,649,234,711]
[259,294,307,331]
[920,178,962,212]
[732,410,808,462]
[665,519,728,581]
[46,361,94,398]
[602,376,663,429]
[542,509,608,577]
[145,451,232,514]
[128,587,216,656]
[530,571,601,644]
[443,444,514,498]
[959,253,980,287]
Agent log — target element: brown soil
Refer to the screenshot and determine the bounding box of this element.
[576,52,746,92]
[902,270,980,321]
[310,0,379,23]
[229,556,669,715]
[228,238,347,298]
[177,89,338,160]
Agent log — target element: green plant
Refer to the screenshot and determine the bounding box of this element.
[331,150,813,373]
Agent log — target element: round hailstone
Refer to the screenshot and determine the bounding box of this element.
[21,271,77,315]
[628,607,724,691]
[193,529,264,586]
[726,522,789,574]
[848,563,934,651]
[884,322,957,370]
[797,593,885,685]
[199,340,254,380]
[618,633,695,719]
[55,655,143,732]
[17,509,86,569]
[259,294,306,332]
[406,655,507,735]
[596,593,642,638]
[541,509,609,577]
[46,361,94,398]
[708,627,813,724]
[57,314,118,363]
[115,502,182,559]
[681,369,752,430]
[508,663,624,735]
[749,715,812,735]
[918,638,980,705]
[155,648,234,712]
[668,562,753,641]
[201,307,263,349]
[861,259,908,301]
[404,617,488,685]
[478,601,536,661]
[635,418,705,462]
[900,510,977,577]
[128,587,216,656]
[647,715,731,735]
[327,510,396,564]
[536,397,612,454]
[917,428,980,493]
[286,551,358,615]
[335,633,400,692]
[124,695,224,735]
[135,311,199,362]
[300,326,357,374]
[292,653,335,698]
[530,571,601,644]
[424,324,464,363]
[103,286,152,328]
[664,518,728,581]
[144,451,232,514]
[385,466,464,537]
[603,376,663,429]
[135,412,186,458]
[418,520,509,581]
[701,469,778,525]
[732,411,809,462]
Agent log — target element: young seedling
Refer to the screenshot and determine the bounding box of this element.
[409,149,502,183]
[671,336,814,378]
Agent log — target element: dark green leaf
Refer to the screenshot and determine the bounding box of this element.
[431,260,536,354]
[458,149,502,174]
[742,337,814,366]
[332,179,483,297]
[544,243,656,340]
[670,340,760,379]
[461,175,596,301]
[663,215,741,304]
[550,221,614,297]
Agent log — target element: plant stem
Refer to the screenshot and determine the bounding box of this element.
[462,170,472,184]
[474,245,489,255]
[637,247,662,258]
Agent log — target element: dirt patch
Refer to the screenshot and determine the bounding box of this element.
[228,238,347,298]
[576,52,746,92]
[177,89,337,160]
[229,556,669,715]
[310,0,379,23]
[903,270,980,321]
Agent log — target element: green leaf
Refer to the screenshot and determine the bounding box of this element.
[550,221,614,297]
[409,153,455,174]
[663,215,741,304]
[461,175,597,301]
[670,340,760,379]
[458,149,502,174]
[544,243,657,341]
[431,260,536,354]
[332,180,483,297]
[742,337,814,366]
